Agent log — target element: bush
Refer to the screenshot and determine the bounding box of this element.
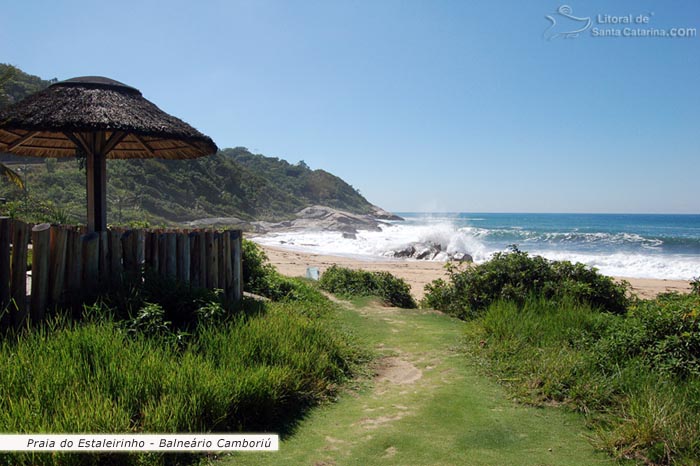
[423,246,629,319]
[319,265,416,309]
[241,239,299,301]
[592,292,700,379]
[466,291,700,464]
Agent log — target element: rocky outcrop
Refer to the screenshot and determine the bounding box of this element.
[288,205,384,233]
[385,241,473,262]
[186,217,251,229]
[187,205,403,234]
[371,205,404,221]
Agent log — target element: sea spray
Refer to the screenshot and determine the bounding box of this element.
[253,213,700,280]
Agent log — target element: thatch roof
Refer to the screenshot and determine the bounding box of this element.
[0,76,218,159]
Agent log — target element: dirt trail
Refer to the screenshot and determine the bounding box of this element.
[226,300,611,466]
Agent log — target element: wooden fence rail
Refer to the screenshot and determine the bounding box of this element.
[0,218,243,329]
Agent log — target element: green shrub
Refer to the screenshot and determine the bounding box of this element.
[691,277,700,296]
[423,246,629,319]
[319,265,416,309]
[466,291,700,464]
[241,239,300,301]
[592,292,700,379]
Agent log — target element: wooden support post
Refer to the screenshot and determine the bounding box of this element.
[86,148,107,233]
[30,223,51,322]
[0,218,11,328]
[109,229,123,279]
[82,232,99,292]
[49,225,68,305]
[189,231,200,287]
[10,221,28,328]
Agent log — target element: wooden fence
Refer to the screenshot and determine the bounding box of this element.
[0,217,243,329]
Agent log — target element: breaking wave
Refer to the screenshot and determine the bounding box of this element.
[254,214,700,280]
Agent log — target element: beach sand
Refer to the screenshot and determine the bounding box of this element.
[259,244,692,300]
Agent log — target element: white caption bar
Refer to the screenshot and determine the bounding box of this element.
[0,434,278,452]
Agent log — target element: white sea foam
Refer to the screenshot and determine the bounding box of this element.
[254,222,492,262]
[253,219,700,280]
[531,250,699,281]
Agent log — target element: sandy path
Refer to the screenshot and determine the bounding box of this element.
[259,244,692,300]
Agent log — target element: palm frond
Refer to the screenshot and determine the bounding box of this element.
[0,162,24,189]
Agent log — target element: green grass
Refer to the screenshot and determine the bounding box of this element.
[224,296,607,466]
[0,287,365,466]
[464,294,700,465]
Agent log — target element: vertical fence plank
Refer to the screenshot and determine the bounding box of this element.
[189,231,200,287]
[223,231,233,302]
[66,228,82,304]
[82,232,99,292]
[98,231,108,285]
[10,220,28,328]
[206,231,218,289]
[109,229,123,279]
[165,232,176,278]
[217,233,225,291]
[135,230,145,275]
[232,230,243,301]
[198,230,207,287]
[176,233,190,283]
[0,218,11,328]
[148,231,159,274]
[49,225,68,305]
[121,230,137,274]
[212,231,220,289]
[158,232,167,277]
[30,223,51,322]
[143,230,152,271]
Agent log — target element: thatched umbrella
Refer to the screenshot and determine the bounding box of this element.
[0,76,217,231]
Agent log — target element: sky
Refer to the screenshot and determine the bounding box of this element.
[1,0,699,214]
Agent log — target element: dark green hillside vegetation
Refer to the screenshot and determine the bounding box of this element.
[0,242,366,466]
[426,249,700,464]
[0,64,54,109]
[227,148,374,215]
[0,149,376,225]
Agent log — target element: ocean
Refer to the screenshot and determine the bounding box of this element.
[254,213,700,280]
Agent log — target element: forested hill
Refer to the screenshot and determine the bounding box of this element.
[0,65,377,225]
[0,64,55,106]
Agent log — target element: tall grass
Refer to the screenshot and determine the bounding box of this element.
[0,245,367,466]
[464,294,700,465]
